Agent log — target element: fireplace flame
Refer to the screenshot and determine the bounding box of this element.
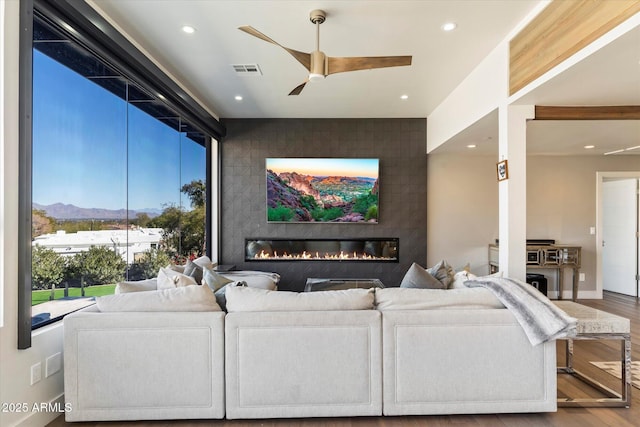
[254,249,393,261]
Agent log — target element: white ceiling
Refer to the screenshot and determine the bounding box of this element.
[89,0,639,156]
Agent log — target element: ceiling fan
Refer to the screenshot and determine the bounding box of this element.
[239,9,412,96]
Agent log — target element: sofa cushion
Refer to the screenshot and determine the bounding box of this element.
[400,263,444,289]
[374,287,504,311]
[157,267,198,289]
[225,287,375,312]
[96,285,221,312]
[115,278,157,293]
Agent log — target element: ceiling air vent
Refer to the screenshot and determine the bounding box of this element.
[232,64,262,76]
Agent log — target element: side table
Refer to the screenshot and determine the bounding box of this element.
[554,301,631,407]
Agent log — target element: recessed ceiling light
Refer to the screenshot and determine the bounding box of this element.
[441,22,457,32]
[181,25,196,34]
[234,95,243,101]
[400,94,409,100]
[584,145,595,149]
[466,144,477,149]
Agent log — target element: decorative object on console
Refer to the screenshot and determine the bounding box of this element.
[266,158,379,223]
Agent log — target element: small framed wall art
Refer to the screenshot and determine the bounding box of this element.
[496,159,509,181]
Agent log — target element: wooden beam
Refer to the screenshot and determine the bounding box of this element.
[534,105,640,120]
[510,0,640,96]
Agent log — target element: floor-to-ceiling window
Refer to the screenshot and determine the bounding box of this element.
[19,0,224,347]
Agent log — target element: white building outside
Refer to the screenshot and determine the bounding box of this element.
[32,227,164,264]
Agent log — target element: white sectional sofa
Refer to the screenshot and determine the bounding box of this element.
[63,277,559,421]
[63,308,225,421]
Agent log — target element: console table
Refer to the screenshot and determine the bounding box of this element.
[489,243,581,301]
[304,278,384,292]
[554,301,631,407]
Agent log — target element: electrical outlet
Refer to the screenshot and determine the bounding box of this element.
[31,362,42,385]
[45,352,62,378]
[579,273,586,282]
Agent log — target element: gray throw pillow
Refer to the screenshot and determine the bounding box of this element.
[427,260,455,288]
[400,262,445,289]
[202,268,233,292]
[184,260,204,284]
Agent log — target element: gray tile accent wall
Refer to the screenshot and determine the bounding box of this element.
[220,118,427,291]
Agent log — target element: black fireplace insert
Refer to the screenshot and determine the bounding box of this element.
[245,238,398,262]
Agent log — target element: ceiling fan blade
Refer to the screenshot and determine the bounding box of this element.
[327,55,412,75]
[288,80,308,96]
[238,25,311,70]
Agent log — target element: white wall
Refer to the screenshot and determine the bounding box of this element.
[427,150,640,297]
[527,155,640,298]
[426,154,498,274]
[1,2,66,426]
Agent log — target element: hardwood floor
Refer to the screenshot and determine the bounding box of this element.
[47,291,640,427]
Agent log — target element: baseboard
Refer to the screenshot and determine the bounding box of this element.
[548,290,602,300]
[15,393,65,427]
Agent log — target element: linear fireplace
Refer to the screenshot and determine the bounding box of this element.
[245,238,398,262]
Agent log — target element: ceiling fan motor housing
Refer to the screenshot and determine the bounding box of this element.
[310,50,327,79]
[309,9,326,24]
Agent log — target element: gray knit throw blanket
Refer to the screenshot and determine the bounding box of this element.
[465,276,577,346]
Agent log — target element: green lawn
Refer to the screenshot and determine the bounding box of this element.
[32,284,116,306]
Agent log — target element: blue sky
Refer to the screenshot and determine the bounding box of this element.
[267,158,379,179]
[32,50,205,211]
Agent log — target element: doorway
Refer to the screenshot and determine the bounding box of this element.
[597,173,640,298]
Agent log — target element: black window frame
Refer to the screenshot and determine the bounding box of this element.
[18,0,225,349]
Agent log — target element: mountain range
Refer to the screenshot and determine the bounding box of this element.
[32,202,161,220]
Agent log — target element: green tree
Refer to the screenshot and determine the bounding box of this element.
[181,179,206,208]
[146,180,207,260]
[31,245,66,290]
[32,209,55,239]
[67,246,126,286]
[131,247,171,279]
[133,212,152,227]
[352,193,378,215]
[268,204,294,222]
[148,204,183,257]
[365,205,378,221]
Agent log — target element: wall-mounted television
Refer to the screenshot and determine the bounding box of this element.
[266,158,379,223]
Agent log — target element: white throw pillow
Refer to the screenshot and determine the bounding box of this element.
[450,271,477,289]
[374,287,504,311]
[115,279,158,293]
[156,267,198,289]
[96,285,221,312]
[451,270,502,289]
[192,255,215,271]
[225,287,374,312]
[219,270,279,290]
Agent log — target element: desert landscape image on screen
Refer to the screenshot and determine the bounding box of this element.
[266,158,379,223]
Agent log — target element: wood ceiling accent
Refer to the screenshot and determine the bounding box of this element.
[509,0,640,96]
[535,105,640,120]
